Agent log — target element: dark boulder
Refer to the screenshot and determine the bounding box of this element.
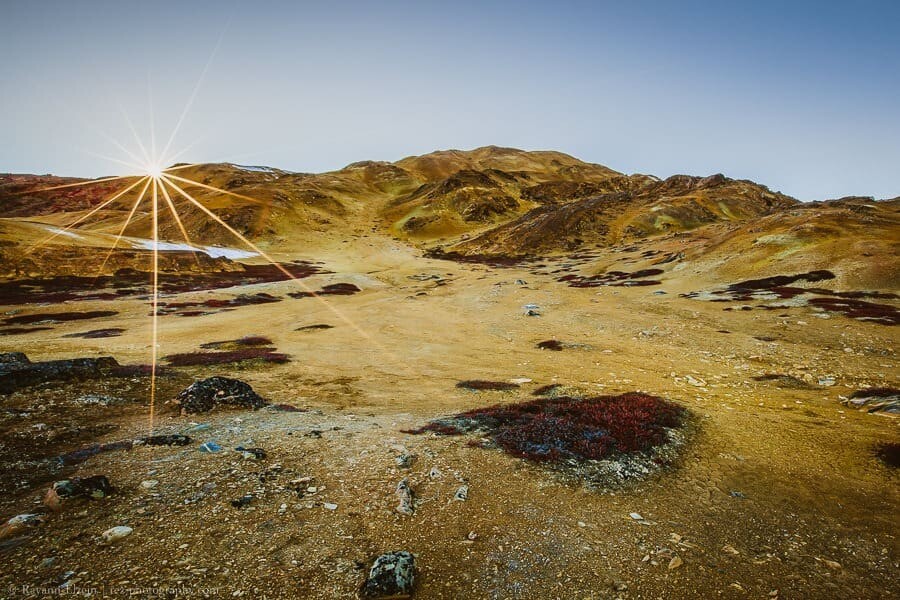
[0,352,119,394]
[175,377,267,414]
[362,551,415,599]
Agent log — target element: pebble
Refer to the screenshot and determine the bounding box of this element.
[323,503,338,511]
[395,453,415,469]
[396,479,415,516]
[101,525,133,544]
[668,556,683,570]
[629,513,644,521]
[140,480,159,489]
[199,441,222,453]
[453,486,468,501]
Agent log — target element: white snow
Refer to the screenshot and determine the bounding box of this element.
[230,164,274,173]
[129,238,257,259]
[39,225,82,239]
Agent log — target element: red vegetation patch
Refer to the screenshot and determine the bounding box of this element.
[456,380,520,391]
[807,297,899,326]
[200,336,273,349]
[404,393,686,463]
[157,293,281,316]
[424,249,533,268]
[295,324,334,332]
[874,442,900,468]
[163,348,290,367]
[537,340,564,351]
[63,328,125,339]
[683,270,900,326]
[0,261,325,305]
[288,282,361,299]
[2,311,117,326]
[559,268,663,288]
[0,327,53,336]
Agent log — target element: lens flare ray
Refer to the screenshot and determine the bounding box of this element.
[24,175,148,254]
[95,176,153,277]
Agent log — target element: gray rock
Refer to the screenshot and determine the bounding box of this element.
[395,479,415,516]
[362,551,415,599]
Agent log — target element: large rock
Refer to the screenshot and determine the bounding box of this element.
[0,352,119,394]
[175,376,267,414]
[362,551,415,598]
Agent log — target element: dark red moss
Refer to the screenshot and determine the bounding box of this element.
[874,442,900,468]
[157,293,281,316]
[163,348,290,367]
[200,336,273,349]
[807,297,899,325]
[62,328,125,339]
[0,260,326,306]
[727,270,836,292]
[295,324,334,331]
[537,340,564,351]
[456,380,520,391]
[850,387,900,399]
[0,327,53,336]
[404,393,686,463]
[424,249,532,268]
[288,283,361,299]
[560,268,663,288]
[2,310,117,326]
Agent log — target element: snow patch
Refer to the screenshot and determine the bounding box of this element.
[129,238,257,259]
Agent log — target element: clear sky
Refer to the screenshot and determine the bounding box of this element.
[1,0,898,200]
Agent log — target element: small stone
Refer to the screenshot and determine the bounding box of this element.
[231,494,254,508]
[323,503,338,511]
[0,514,45,539]
[823,559,842,570]
[362,551,415,599]
[668,556,683,570]
[629,513,643,521]
[396,479,415,516]
[235,446,267,460]
[101,525,133,544]
[453,486,468,502]
[722,545,740,555]
[140,480,159,489]
[395,453,415,469]
[685,375,707,387]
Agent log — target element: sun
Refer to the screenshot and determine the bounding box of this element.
[145,163,164,179]
[16,121,400,435]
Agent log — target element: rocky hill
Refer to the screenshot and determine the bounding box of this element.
[2,147,897,289]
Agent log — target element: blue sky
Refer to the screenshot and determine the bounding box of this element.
[1,0,898,200]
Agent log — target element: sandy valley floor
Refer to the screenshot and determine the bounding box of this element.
[0,235,897,599]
